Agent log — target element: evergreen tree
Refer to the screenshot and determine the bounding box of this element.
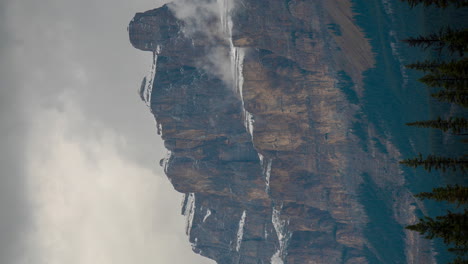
[419,73,468,89]
[406,117,468,134]
[406,209,468,247]
[449,256,468,264]
[415,185,468,206]
[406,58,468,77]
[400,154,468,172]
[406,60,443,72]
[403,27,468,56]
[439,59,468,78]
[408,187,468,262]
[450,246,468,256]
[400,0,468,9]
[431,90,468,108]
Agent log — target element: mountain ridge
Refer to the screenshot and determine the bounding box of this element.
[128,1,435,263]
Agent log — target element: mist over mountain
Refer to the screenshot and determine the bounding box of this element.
[128,1,436,263]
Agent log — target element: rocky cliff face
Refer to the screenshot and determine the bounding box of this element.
[129,1,434,263]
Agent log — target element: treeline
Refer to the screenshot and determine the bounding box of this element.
[401,0,468,9]
[399,1,468,263]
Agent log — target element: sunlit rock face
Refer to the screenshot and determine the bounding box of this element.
[129,1,435,263]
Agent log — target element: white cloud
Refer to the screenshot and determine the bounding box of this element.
[1,0,219,263]
[168,0,236,86]
[23,102,214,264]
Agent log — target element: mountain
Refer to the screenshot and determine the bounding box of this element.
[128,1,435,263]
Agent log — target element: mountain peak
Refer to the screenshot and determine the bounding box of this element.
[128,5,181,52]
[129,1,435,263]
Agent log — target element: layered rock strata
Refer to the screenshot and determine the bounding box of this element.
[129,1,434,263]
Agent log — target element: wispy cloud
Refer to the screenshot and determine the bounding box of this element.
[0,0,216,263]
[167,0,236,86]
[24,103,211,264]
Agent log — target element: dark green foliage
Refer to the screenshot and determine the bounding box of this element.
[408,186,468,263]
[402,27,468,56]
[417,59,468,91]
[449,256,468,264]
[406,209,468,263]
[401,4,468,264]
[406,210,468,246]
[420,73,468,89]
[400,153,468,172]
[438,59,468,78]
[450,246,468,256]
[431,90,468,107]
[415,185,468,206]
[406,58,468,77]
[406,117,468,134]
[406,60,445,72]
[406,58,468,107]
[400,0,468,9]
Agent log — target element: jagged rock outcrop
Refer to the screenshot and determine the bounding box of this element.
[129,1,435,263]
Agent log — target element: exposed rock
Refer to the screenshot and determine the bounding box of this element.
[128,1,434,263]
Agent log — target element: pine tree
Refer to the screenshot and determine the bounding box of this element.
[406,209,468,247]
[403,27,468,56]
[400,0,468,9]
[406,60,443,72]
[406,58,468,77]
[438,59,468,78]
[419,73,468,89]
[408,188,468,262]
[431,90,468,107]
[450,246,468,256]
[415,185,468,207]
[400,153,468,172]
[449,256,468,264]
[406,117,468,134]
